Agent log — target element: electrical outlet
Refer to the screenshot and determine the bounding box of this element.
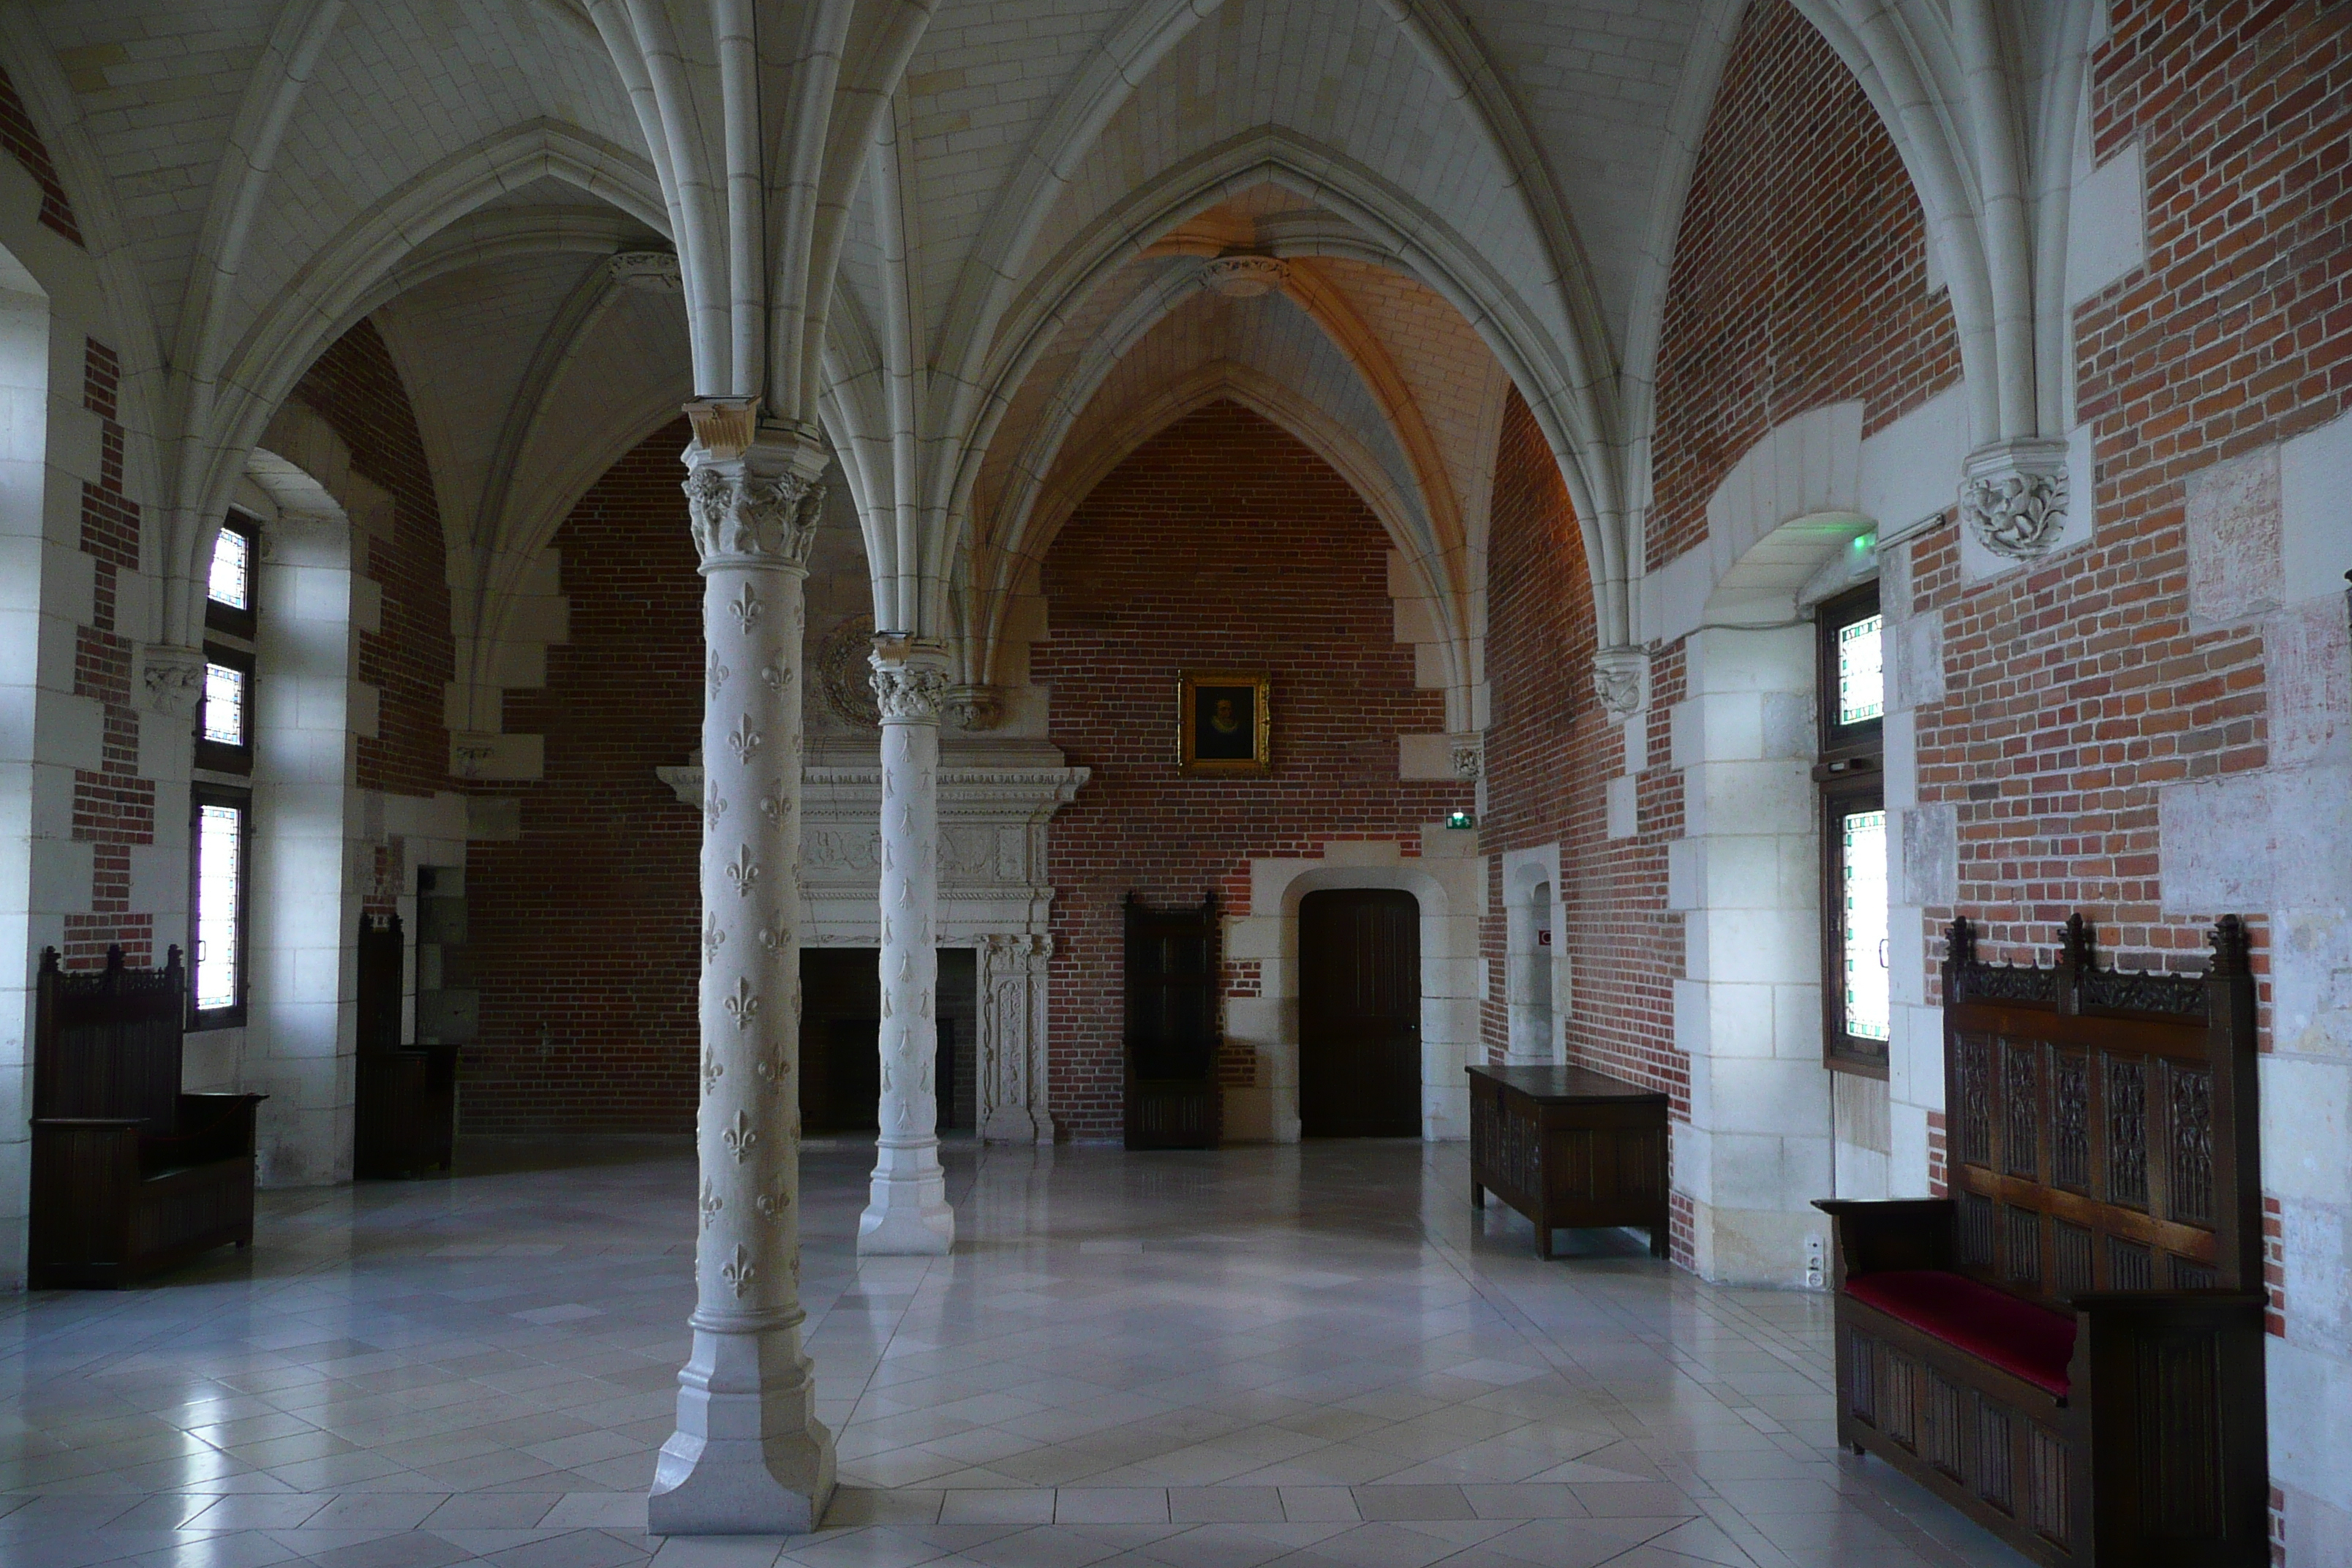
[1804,1234,1826,1290]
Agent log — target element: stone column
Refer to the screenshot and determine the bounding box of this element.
[859,639,955,1254]
[649,412,835,1535]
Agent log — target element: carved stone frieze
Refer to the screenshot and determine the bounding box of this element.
[608,249,682,293]
[1202,254,1289,298]
[1960,438,2070,559]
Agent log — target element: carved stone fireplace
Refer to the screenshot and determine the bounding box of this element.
[663,753,1086,1143]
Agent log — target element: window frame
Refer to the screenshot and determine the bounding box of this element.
[1815,581,1889,1077]
[188,783,252,1030]
[204,513,258,641]
[195,643,256,776]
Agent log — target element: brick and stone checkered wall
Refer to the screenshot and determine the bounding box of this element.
[459,422,702,1134]
[0,59,80,246]
[64,337,154,968]
[1034,400,1471,1142]
[287,320,453,802]
[1646,0,1962,572]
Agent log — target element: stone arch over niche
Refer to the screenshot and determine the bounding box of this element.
[1500,844,1567,1066]
[1222,837,1485,1144]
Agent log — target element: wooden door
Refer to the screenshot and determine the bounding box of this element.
[1299,889,1420,1137]
[1124,893,1221,1148]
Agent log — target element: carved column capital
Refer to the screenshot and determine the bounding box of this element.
[681,403,827,571]
[869,640,951,724]
[137,643,206,718]
[1591,646,1650,724]
[1960,437,2070,559]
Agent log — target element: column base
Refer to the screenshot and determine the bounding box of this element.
[857,1149,955,1255]
[648,1325,835,1536]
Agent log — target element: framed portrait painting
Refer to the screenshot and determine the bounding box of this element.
[1178,670,1270,775]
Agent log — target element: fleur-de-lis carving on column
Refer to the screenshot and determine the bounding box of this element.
[859,638,956,1256]
[654,402,833,1534]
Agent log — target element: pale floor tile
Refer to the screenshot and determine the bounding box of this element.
[0,1140,2028,1568]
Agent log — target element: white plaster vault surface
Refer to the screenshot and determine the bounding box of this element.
[0,1142,2024,1568]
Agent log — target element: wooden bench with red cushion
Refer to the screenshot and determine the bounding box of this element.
[1817,915,2269,1568]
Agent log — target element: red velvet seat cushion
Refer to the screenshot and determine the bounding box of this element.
[1844,1269,2077,1396]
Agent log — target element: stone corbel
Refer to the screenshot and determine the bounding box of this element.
[1591,646,1650,725]
[136,643,206,718]
[941,684,1005,731]
[1960,438,2070,559]
[1449,735,1484,782]
[657,749,704,806]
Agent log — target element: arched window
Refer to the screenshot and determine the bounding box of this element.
[192,513,258,1026]
[1817,580,1887,1074]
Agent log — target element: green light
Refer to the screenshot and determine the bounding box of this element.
[1446,810,1476,830]
[1853,532,1877,553]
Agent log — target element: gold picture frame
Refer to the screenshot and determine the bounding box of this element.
[1178,670,1271,775]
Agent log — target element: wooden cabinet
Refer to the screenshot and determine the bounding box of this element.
[1467,1064,1669,1259]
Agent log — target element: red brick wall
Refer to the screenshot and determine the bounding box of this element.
[0,61,82,246]
[1478,391,1688,1114]
[64,339,154,968]
[459,422,702,1133]
[1034,401,1471,1141]
[1647,0,1962,570]
[1901,0,2350,981]
[286,320,453,800]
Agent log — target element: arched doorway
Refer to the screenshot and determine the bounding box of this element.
[1297,889,1420,1137]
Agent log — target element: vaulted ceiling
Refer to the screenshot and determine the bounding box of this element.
[1,0,2079,725]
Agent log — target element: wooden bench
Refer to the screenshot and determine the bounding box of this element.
[29,945,265,1289]
[1817,914,2269,1567]
[1468,1064,1669,1259]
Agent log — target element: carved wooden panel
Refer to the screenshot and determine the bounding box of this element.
[1956,1035,1993,1166]
[1977,1401,2015,1515]
[1884,1350,1918,1448]
[2053,1219,2094,1299]
[2053,1050,2089,1190]
[2107,1055,2149,1210]
[2108,1236,2154,1291]
[2003,1205,2040,1289]
[2171,1066,2214,1226]
[2171,1257,2217,1289]
[2004,1042,2039,1177]
[2029,1427,2071,1546]
[1958,1191,1994,1267]
[2142,1338,2223,1539]
[1925,1373,1967,1479]
[1846,1329,1877,1422]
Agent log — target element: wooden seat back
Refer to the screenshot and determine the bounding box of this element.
[34,945,190,1132]
[1940,914,2258,1308]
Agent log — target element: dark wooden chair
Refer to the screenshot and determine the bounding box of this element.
[29,945,263,1288]
[1124,892,1220,1149]
[353,913,459,1178]
[1817,913,2268,1567]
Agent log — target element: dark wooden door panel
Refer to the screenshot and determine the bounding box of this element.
[1300,889,1420,1137]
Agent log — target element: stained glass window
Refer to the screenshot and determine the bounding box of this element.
[203,661,246,747]
[195,801,244,1013]
[1841,808,1890,1042]
[208,524,250,611]
[1837,613,1884,726]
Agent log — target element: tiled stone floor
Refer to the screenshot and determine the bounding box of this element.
[0,1137,2024,1568]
